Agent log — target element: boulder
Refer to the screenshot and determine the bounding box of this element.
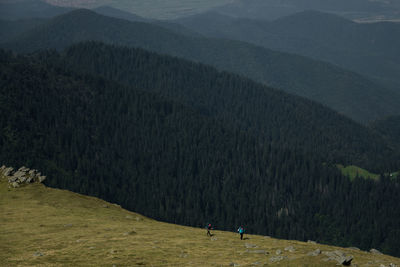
[12,182,19,188]
[284,246,295,252]
[38,176,46,183]
[307,249,321,256]
[8,176,18,183]
[323,250,353,266]
[269,256,287,263]
[245,243,257,248]
[339,255,354,266]
[276,249,282,255]
[4,167,14,176]
[18,166,29,172]
[13,170,25,178]
[370,249,383,255]
[307,240,317,244]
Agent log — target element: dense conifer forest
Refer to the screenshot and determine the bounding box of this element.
[1,45,400,256]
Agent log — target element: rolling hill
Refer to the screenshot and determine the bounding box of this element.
[1,173,400,266]
[2,9,400,123]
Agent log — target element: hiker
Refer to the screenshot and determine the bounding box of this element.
[237,226,244,240]
[206,223,213,236]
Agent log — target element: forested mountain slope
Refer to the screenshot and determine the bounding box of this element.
[59,42,400,172]
[1,47,400,256]
[0,18,46,43]
[175,10,400,91]
[370,116,400,152]
[2,9,400,123]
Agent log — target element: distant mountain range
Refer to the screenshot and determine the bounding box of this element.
[2,9,400,123]
[174,10,400,92]
[213,0,400,21]
[42,0,233,19]
[0,0,74,20]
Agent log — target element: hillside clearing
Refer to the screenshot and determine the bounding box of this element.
[1,174,400,266]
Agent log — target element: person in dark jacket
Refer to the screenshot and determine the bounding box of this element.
[237,226,244,240]
[207,223,213,236]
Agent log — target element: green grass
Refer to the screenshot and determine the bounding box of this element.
[337,164,399,181]
[337,164,380,181]
[1,174,400,266]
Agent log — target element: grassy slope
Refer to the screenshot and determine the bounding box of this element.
[337,165,399,181]
[1,175,400,266]
[337,165,380,181]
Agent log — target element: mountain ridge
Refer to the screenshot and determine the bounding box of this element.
[174,9,400,91]
[2,9,400,123]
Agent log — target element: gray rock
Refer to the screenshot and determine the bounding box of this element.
[38,176,46,183]
[4,167,14,176]
[25,177,33,184]
[389,264,398,267]
[19,176,27,183]
[284,246,295,252]
[276,249,282,255]
[13,171,25,178]
[211,237,218,241]
[307,240,317,244]
[18,166,29,172]
[339,255,354,266]
[323,250,353,266]
[8,176,18,182]
[12,182,19,188]
[269,256,287,263]
[245,243,257,248]
[33,251,44,257]
[370,248,383,255]
[307,249,321,256]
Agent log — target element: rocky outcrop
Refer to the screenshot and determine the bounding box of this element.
[370,248,383,255]
[0,165,46,188]
[323,250,353,266]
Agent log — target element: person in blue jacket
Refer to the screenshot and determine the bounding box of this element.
[237,226,244,240]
